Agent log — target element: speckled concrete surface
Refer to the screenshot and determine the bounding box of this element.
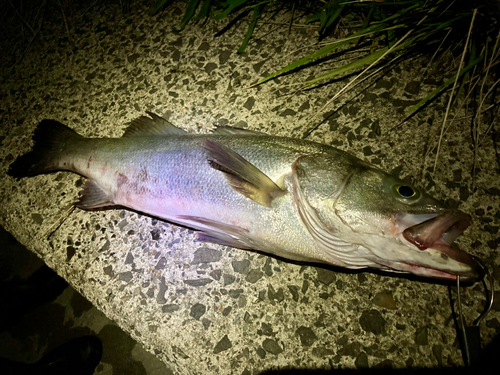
[1,1,499,374]
[0,225,173,375]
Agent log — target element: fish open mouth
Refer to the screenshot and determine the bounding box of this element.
[401,210,482,281]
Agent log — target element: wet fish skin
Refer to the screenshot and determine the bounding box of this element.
[8,114,481,281]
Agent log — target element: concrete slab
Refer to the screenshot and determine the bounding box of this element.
[1,2,498,374]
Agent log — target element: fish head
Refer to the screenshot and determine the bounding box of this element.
[292,153,482,282]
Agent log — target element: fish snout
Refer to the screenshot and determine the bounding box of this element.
[398,210,483,281]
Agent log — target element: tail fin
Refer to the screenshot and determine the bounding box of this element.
[8,120,82,178]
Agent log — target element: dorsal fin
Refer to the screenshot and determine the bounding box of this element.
[213,126,267,136]
[203,140,286,208]
[122,112,186,137]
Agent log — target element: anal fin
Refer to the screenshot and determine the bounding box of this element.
[77,180,115,209]
[178,215,254,250]
[203,140,286,207]
[197,232,253,250]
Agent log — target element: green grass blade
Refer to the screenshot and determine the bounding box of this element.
[254,42,350,85]
[303,46,389,86]
[424,13,473,33]
[195,0,213,21]
[154,0,175,14]
[406,56,483,115]
[320,4,344,35]
[303,32,419,87]
[215,0,249,20]
[237,4,264,54]
[387,27,396,47]
[362,3,375,29]
[305,12,321,24]
[180,0,202,30]
[254,23,388,86]
[370,2,421,26]
[320,9,327,29]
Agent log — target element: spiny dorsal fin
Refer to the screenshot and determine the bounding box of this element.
[213,126,267,136]
[122,112,186,137]
[203,140,286,208]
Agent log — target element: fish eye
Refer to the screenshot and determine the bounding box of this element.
[391,183,422,204]
[389,181,421,203]
[398,185,415,197]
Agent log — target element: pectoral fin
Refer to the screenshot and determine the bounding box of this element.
[204,140,285,207]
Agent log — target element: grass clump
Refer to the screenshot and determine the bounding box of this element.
[156,0,499,171]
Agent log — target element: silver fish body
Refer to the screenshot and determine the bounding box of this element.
[8,114,481,281]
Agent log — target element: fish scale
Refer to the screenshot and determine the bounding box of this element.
[7,113,482,281]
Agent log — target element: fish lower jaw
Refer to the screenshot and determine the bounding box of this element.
[361,234,480,281]
[402,263,475,281]
[400,237,481,281]
[390,246,480,281]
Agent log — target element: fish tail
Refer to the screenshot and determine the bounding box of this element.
[8,119,83,178]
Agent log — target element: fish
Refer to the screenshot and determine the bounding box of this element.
[8,112,482,281]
